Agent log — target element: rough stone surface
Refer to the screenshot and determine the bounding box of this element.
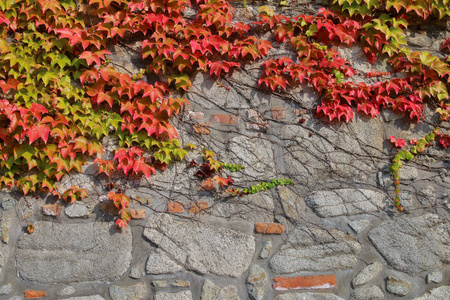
[152,281,168,287]
[129,265,143,279]
[146,249,184,274]
[246,265,268,300]
[16,222,132,283]
[348,220,371,234]
[57,286,76,296]
[269,226,361,273]
[0,216,11,244]
[426,271,443,284]
[350,286,385,300]
[59,296,105,300]
[201,279,239,300]
[171,280,190,287]
[259,241,272,259]
[155,290,193,300]
[278,186,300,220]
[65,202,91,218]
[413,286,450,300]
[305,189,387,217]
[386,276,412,296]
[109,282,148,300]
[1,198,17,210]
[276,293,345,300]
[0,284,11,295]
[352,262,383,287]
[143,214,255,277]
[368,214,450,275]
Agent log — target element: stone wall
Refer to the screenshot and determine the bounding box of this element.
[0,1,449,299]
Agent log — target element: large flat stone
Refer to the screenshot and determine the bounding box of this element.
[143,214,255,277]
[305,189,387,217]
[269,226,361,274]
[413,286,450,300]
[16,222,132,284]
[368,214,450,275]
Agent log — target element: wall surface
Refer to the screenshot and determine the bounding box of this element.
[0,1,449,299]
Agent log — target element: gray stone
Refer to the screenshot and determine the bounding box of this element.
[259,241,272,259]
[269,226,361,273]
[8,297,21,300]
[129,265,143,279]
[58,286,76,296]
[352,262,383,287]
[171,280,190,287]
[417,186,436,207]
[152,281,168,287]
[413,286,450,299]
[1,198,17,210]
[278,186,300,220]
[59,296,105,300]
[276,293,345,300]
[305,189,386,217]
[201,279,239,300]
[0,216,11,244]
[155,290,193,300]
[109,282,148,300]
[143,214,255,277]
[246,265,267,300]
[386,276,412,296]
[368,213,450,275]
[398,191,413,211]
[65,202,91,218]
[146,249,184,274]
[0,284,11,295]
[406,33,432,47]
[377,172,392,188]
[348,220,371,234]
[16,221,132,283]
[398,166,418,180]
[350,286,384,300]
[426,271,443,283]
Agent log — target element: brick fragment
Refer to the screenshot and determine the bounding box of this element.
[42,203,61,216]
[211,114,237,125]
[167,201,184,213]
[198,178,214,191]
[25,290,47,298]
[255,222,285,234]
[272,106,286,120]
[193,122,211,135]
[130,209,146,219]
[188,201,208,214]
[185,111,204,120]
[273,275,336,290]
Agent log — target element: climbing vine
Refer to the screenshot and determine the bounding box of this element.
[0,0,449,227]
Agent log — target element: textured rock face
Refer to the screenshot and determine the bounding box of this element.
[368,214,450,275]
[109,282,148,300]
[269,226,361,273]
[201,279,239,300]
[386,276,412,296]
[413,286,450,300]
[246,265,268,300]
[146,249,183,274]
[143,214,255,277]
[305,189,387,217]
[155,290,193,300]
[352,262,383,287]
[350,286,385,300]
[16,222,132,284]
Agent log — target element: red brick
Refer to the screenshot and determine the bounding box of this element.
[293,108,307,116]
[167,201,184,214]
[188,201,208,214]
[25,290,46,298]
[273,275,336,290]
[193,122,211,135]
[198,178,214,191]
[211,114,237,125]
[255,222,285,234]
[272,106,286,120]
[130,209,146,219]
[42,203,61,216]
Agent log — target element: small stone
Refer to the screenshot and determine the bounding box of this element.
[146,249,183,274]
[259,241,272,259]
[398,191,413,211]
[65,202,91,218]
[42,203,61,216]
[272,107,286,120]
[246,265,268,300]
[130,209,145,219]
[247,109,259,121]
[255,223,285,234]
[167,201,184,213]
[386,276,412,296]
[348,220,371,234]
[152,281,169,287]
[201,279,239,300]
[58,296,105,300]
[109,282,148,300]
[276,293,345,300]
[188,201,208,214]
[426,271,443,284]
[398,166,418,181]
[0,216,11,244]
[278,186,299,220]
[350,286,384,300]
[377,172,392,188]
[129,265,143,279]
[413,286,450,299]
[185,111,204,120]
[172,280,191,287]
[193,122,211,135]
[0,284,11,295]
[273,275,336,291]
[57,286,76,296]
[155,290,193,300]
[406,33,432,47]
[245,122,268,132]
[352,262,383,287]
[1,198,17,210]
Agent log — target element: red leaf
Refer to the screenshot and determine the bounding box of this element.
[28,124,50,144]
[390,136,406,148]
[213,175,234,187]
